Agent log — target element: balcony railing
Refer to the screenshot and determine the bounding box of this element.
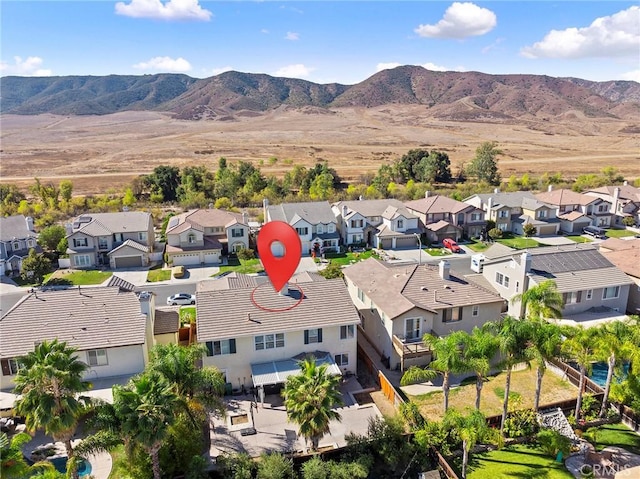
[392,334,432,359]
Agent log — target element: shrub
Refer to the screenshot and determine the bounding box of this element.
[581,395,601,421]
[503,409,539,438]
[488,228,503,240]
[399,401,426,431]
[319,261,343,279]
[622,216,635,227]
[537,429,571,458]
[237,248,255,261]
[523,223,537,237]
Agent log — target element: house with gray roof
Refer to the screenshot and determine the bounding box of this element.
[332,199,421,249]
[0,286,155,390]
[264,200,340,256]
[165,208,250,266]
[475,243,632,326]
[599,238,640,316]
[196,272,359,393]
[584,183,640,228]
[465,190,560,236]
[405,192,486,242]
[343,258,506,371]
[535,187,612,233]
[66,212,154,269]
[0,215,40,276]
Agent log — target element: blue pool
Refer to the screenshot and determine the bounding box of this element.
[586,362,630,387]
[50,457,92,477]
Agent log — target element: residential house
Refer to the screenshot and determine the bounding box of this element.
[475,244,632,326]
[584,183,640,228]
[66,212,154,269]
[332,199,422,249]
[535,187,612,233]
[165,209,250,266]
[264,200,340,255]
[405,193,486,243]
[196,272,359,393]
[464,191,559,236]
[0,286,155,391]
[599,238,640,315]
[343,258,506,371]
[0,215,40,276]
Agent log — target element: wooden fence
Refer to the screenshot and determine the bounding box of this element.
[548,358,604,395]
[379,371,405,408]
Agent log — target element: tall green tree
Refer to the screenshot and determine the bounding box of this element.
[400,331,469,412]
[467,141,502,185]
[562,326,598,421]
[461,326,499,410]
[37,225,67,252]
[145,165,181,202]
[1,432,63,479]
[414,151,452,183]
[13,339,90,479]
[512,279,563,320]
[20,248,51,284]
[528,319,564,411]
[282,357,343,451]
[445,410,493,479]
[59,180,73,202]
[494,316,533,432]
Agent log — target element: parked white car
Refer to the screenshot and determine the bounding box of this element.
[167,293,196,306]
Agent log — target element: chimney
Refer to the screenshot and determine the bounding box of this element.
[278,283,289,296]
[613,187,620,202]
[425,191,430,198]
[137,291,155,318]
[548,185,553,192]
[623,180,628,186]
[494,188,500,194]
[342,205,348,218]
[263,198,269,222]
[358,195,363,201]
[65,223,73,235]
[521,251,532,273]
[439,260,450,280]
[25,216,34,232]
[487,197,493,212]
[242,211,248,224]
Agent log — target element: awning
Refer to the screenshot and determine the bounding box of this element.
[251,351,342,388]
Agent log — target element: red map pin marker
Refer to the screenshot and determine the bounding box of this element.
[257,221,302,293]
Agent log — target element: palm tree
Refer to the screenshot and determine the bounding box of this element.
[13,339,90,479]
[148,343,225,413]
[282,357,343,451]
[562,326,598,422]
[444,410,493,479]
[528,318,564,411]
[594,321,634,418]
[400,331,468,412]
[494,316,533,433]
[1,432,63,479]
[512,279,563,320]
[460,326,499,410]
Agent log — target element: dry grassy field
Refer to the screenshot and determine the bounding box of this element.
[1,106,639,196]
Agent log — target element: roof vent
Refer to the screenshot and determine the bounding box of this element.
[444,285,452,290]
[421,286,428,291]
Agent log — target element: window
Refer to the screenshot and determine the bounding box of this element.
[397,219,404,229]
[255,333,285,350]
[335,353,349,367]
[603,286,620,300]
[499,210,509,218]
[87,349,108,366]
[443,307,462,323]
[504,276,510,288]
[205,339,237,356]
[231,228,244,238]
[327,224,335,233]
[316,225,324,234]
[74,255,91,267]
[12,241,20,250]
[472,305,479,317]
[73,237,88,248]
[538,210,547,219]
[1,359,20,376]
[340,324,355,340]
[27,239,35,248]
[351,234,363,244]
[187,233,196,244]
[405,318,421,340]
[515,281,520,293]
[113,233,124,242]
[495,272,510,288]
[357,288,365,303]
[98,237,109,250]
[295,227,309,236]
[564,291,582,304]
[350,219,363,228]
[370,216,381,223]
[471,213,482,221]
[304,328,323,344]
[586,289,593,300]
[598,204,608,212]
[138,232,147,241]
[498,223,508,231]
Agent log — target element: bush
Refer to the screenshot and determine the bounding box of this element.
[319,261,343,279]
[503,409,539,438]
[237,248,255,261]
[488,228,503,240]
[523,223,537,237]
[581,395,601,421]
[622,216,635,227]
[537,428,571,458]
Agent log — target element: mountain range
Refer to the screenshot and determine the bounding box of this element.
[2,65,639,122]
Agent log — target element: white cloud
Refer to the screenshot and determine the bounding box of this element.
[482,37,505,54]
[415,2,496,39]
[210,66,233,76]
[133,56,192,72]
[621,69,640,82]
[0,56,52,76]
[115,0,212,21]
[376,62,402,72]
[274,64,315,79]
[521,6,640,59]
[422,62,449,72]
[285,32,299,41]
[260,29,269,34]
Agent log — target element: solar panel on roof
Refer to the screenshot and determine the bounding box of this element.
[167,217,179,229]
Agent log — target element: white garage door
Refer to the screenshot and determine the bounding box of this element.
[172,254,201,266]
[204,252,220,264]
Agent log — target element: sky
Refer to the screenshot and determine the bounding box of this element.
[1,1,639,84]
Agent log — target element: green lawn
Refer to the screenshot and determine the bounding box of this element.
[464,444,574,479]
[44,269,112,286]
[496,236,540,249]
[147,268,171,282]
[564,235,593,243]
[425,248,452,257]
[179,306,196,325]
[584,423,640,455]
[467,241,490,252]
[323,250,378,266]
[213,258,264,276]
[606,229,636,238]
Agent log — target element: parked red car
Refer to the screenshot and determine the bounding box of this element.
[442,238,462,253]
